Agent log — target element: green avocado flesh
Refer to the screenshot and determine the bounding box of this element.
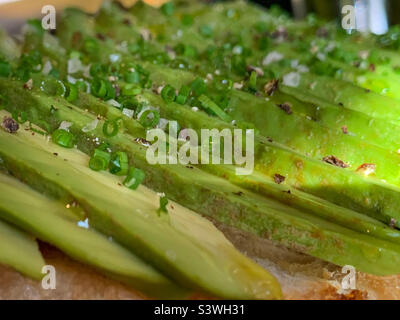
[0,172,186,299]
[2,105,400,277]
[0,219,45,280]
[4,0,400,298]
[0,112,281,299]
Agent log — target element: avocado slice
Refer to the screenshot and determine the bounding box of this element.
[0,172,187,299]
[0,218,45,280]
[0,111,282,299]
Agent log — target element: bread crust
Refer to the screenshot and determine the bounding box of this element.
[2,232,400,300]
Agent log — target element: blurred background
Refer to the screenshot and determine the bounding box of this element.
[256,0,393,34]
[0,0,397,35]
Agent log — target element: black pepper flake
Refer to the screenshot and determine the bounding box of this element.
[323,155,349,168]
[1,117,19,133]
[273,173,285,184]
[122,18,131,26]
[53,152,58,156]
[369,64,376,72]
[96,33,106,41]
[277,102,292,115]
[264,79,279,96]
[338,102,344,107]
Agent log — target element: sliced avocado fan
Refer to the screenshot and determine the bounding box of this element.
[0,110,282,300]
[0,172,187,299]
[0,218,45,280]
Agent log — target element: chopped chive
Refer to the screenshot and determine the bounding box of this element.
[89,149,111,171]
[83,37,99,54]
[161,84,176,103]
[158,196,169,215]
[122,83,141,96]
[35,120,51,133]
[109,151,129,176]
[161,1,174,16]
[176,85,190,105]
[49,68,60,79]
[91,78,107,98]
[181,14,193,26]
[124,71,140,84]
[0,61,11,77]
[248,71,257,91]
[65,83,78,102]
[191,77,206,96]
[123,167,146,190]
[102,119,119,137]
[40,79,66,97]
[198,94,231,122]
[52,129,75,148]
[139,109,160,129]
[11,110,28,124]
[105,80,116,100]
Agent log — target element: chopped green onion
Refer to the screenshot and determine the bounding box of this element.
[52,129,75,148]
[11,110,27,124]
[176,85,190,105]
[109,151,129,176]
[40,79,66,97]
[105,81,116,100]
[199,25,213,38]
[49,68,60,78]
[161,85,176,103]
[69,51,81,59]
[122,83,141,96]
[83,37,99,54]
[89,63,103,77]
[248,71,257,91]
[0,61,11,77]
[27,19,44,36]
[65,83,78,102]
[191,77,206,96]
[181,14,193,26]
[119,96,139,111]
[231,55,247,76]
[0,94,7,108]
[89,149,111,171]
[123,167,146,190]
[97,142,110,151]
[124,71,140,84]
[198,94,231,122]
[158,196,169,215]
[102,119,119,137]
[91,78,107,98]
[35,120,51,133]
[161,1,174,16]
[50,105,58,114]
[139,109,160,128]
[75,80,88,92]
